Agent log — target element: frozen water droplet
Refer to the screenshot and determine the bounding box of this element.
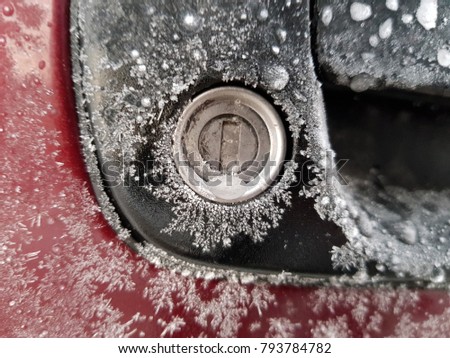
[385,0,399,11]
[161,62,169,70]
[350,2,372,22]
[0,35,6,47]
[141,97,151,107]
[271,45,280,55]
[321,6,333,26]
[402,14,414,24]
[257,7,269,21]
[437,48,450,68]
[396,221,418,245]
[204,271,215,280]
[181,269,191,277]
[2,4,14,17]
[376,263,386,272]
[239,12,247,21]
[9,300,15,307]
[192,49,203,61]
[261,65,289,91]
[391,255,401,265]
[276,28,287,43]
[350,73,377,92]
[172,33,181,42]
[131,50,140,58]
[138,64,146,72]
[431,267,446,283]
[379,18,393,39]
[416,0,437,30]
[369,34,380,47]
[181,12,202,32]
[240,274,255,284]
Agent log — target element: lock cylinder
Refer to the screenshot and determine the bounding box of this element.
[173,87,287,204]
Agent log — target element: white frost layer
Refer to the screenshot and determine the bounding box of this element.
[416,0,438,30]
[328,179,450,279]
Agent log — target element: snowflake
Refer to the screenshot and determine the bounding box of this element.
[311,316,351,338]
[158,317,186,337]
[266,318,301,338]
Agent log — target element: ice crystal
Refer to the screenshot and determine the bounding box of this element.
[314,0,450,283]
[149,116,297,251]
[73,1,307,253]
[158,317,186,337]
[266,318,301,338]
[73,0,450,284]
[142,271,275,337]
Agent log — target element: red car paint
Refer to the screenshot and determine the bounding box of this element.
[1,0,450,338]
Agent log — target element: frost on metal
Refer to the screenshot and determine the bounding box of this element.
[150,118,296,251]
[313,1,450,283]
[4,0,450,339]
[72,0,449,285]
[317,0,450,94]
[139,5,303,251]
[141,270,277,337]
[0,1,316,336]
[325,180,450,280]
[71,0,317,255]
